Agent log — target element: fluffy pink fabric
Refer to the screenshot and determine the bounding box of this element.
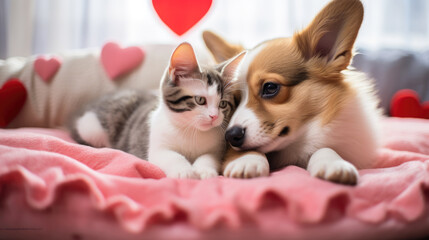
[0,117,428,240]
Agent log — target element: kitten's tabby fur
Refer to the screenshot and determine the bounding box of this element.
[71,43,246,179]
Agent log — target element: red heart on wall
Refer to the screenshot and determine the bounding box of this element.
[152,0,212,36]
[101,42,145,80]
[34,56,62,83]
[390,89,429,119]
[0,79,27,127]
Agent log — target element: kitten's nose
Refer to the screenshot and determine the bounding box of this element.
[209,115,218,121]
[225,126,245,147]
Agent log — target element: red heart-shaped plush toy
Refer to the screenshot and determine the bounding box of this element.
[390,89,429,119]
[0,79,27,127]
[152,0,212,36]
[101,42,145,80]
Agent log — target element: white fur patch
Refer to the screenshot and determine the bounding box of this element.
[223,153,269,178]
[207,83,218,96]
[206,83,221,123]
[229,106,272,150]
[76,111,110,148]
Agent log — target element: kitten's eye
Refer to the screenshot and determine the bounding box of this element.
[261,82,280,99]
[219,100,228,109]
[195,96,206,105]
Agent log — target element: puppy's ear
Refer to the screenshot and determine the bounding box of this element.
[294,0,363,71]
[202,31,245,63]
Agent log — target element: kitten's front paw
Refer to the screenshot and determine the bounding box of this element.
[308,158,358,185]
[166,167,198,179]
[223,154,269,178]
[193,166,219,179]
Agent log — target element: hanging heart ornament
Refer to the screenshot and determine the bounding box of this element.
[152,0,212,36]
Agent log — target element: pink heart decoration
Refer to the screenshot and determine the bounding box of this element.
[101,42,145,80]
[34,56,62,83]
[0,79,27,127]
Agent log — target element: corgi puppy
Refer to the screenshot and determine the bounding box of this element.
[203,0,381,185]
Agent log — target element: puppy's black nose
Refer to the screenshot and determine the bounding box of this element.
[225,126,246,147]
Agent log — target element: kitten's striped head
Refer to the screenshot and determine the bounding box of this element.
[161,42,246,131]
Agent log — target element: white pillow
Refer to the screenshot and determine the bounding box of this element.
[0,44,213,128]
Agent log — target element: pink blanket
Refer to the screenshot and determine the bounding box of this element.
[1,117,429,240]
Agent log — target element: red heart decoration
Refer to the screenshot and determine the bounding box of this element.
[390,89,429,119]
[34,56,62,83]
[152,0,212,36]
[101,42,145,80]
[0,79,28,127]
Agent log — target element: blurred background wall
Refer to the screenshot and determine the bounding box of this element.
[1,0,428,57]
[0,0,428,114]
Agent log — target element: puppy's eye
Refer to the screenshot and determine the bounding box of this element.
[195,96,206,105]
[261,82,280,99]
[219,100,228,109]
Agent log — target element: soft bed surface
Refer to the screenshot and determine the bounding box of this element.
[0,117,429,240]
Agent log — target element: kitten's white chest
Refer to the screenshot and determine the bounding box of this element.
[149,107,224,162]
[174,128,224,161]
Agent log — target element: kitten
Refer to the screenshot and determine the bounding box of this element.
[70,42,246,179]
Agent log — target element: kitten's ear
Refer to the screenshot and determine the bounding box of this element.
[203,31,245,63]
[221,51,247,83]
[169,42,200,81]
[293,0,363,72]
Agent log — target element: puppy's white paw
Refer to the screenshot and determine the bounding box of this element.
[309,160,358,185]
[307,148,359,185]
[193,166,219,179]
[166,166,198,179]
[223,154,269,178]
